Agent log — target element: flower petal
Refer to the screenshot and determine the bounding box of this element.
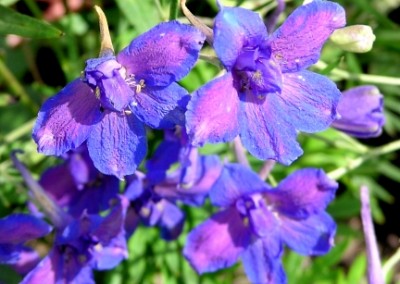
[241,237,286,284]
[0,214,51,244]
[32,79,103,156]
[183,208,251,274]
[267,168,338,219]
[214,6,267,70]
[130,83,190,129]
[87,111,147,179]
[21,249,95,284]
[210,163,269,207]
[239,91,303,165]
[186,73,240,146]
[159,200,185,241]
[117,21,205,87]
[279,71,341,132]
[271,0,346,72]
[280,212,336,255]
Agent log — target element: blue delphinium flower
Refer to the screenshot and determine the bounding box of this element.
[186,0,346,165]
[332,85,385,138]
[0,214,51,274]
[22,196,129,284]
[183,164,338,283]
[12,152,129,284]
[32,7,205,179]
[125,130,222,240]
[38,145,120,218]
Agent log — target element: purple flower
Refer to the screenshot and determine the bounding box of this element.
[33,17,205,178]
[0,214,52,272]
[186,1,345,165]
[22,196,129,284]
[332,85,385,138]
[124,136,222,240]
[39,146,120,218]
[183,164,338,283]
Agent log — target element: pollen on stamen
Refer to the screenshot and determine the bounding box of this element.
[95,87,101,99]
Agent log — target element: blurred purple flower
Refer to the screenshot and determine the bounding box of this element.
[186,0,345,165]
[0,214,52,274]
[39,145,120,218]
[33,19,205,179]
[332,85,385,138]
[183,164,338,283]
[22,196,129,284]
[124,133,222,240]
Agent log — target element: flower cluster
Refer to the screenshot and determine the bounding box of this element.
[3,1,386,284]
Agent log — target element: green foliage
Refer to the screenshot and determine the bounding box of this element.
[0,4,63,38]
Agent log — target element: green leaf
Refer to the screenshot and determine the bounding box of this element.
[0,5,64,38]
[347,253,366,283]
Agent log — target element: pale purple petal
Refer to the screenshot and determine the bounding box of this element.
[239,91,303,165]
[280,212,336,255]
[130,83,189,129]
[278,71,341,132]
[32,79,103,156]
[214,6,267,70]
[117,21,205,87]
[183,208,251,273]
[186,73,240,146]
[241,237,286,284]
[210,163,269,207]
[87,111,147,179]
[267,168,338,219]
[270,0,346,72]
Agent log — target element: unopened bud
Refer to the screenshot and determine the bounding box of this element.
[330,25,375,53]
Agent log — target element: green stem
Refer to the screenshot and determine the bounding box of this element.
[169,0,179,20]
[328,140,400,180]
[0,58,38,113]
[315,61,400,86]
[383,246,400,279]
[3,118,35,144]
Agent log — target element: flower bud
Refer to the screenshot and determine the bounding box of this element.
[330,25,375,53]
[332,85,384,138]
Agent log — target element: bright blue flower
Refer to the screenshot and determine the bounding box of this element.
[33,21,205,178]
[183,164,338,284]
[332,85,385,138]
[186,0,346,165]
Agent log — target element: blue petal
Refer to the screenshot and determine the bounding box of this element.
[278,71,340,132]
[117,21,205,87]
[32,79,103,156]
[186,73,240,146]
[268,168,338,219]
[271,0,346,72]
[214,6,267,70]
[239,90,303,165]
[241,237,286,284]
[0,214,51,244]
[130,83,190,129]
[280,212,336,255]
[159,200,185,241]
[87,111,147,179]
[183,208,251,274]
[210,163,270,207]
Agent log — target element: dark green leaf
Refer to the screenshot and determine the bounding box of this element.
[0,5,63,38]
